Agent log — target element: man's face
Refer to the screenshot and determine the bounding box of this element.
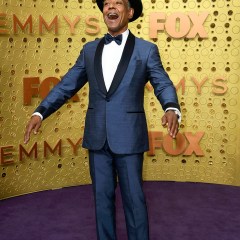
[103,0,134,36]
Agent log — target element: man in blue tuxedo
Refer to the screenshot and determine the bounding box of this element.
[24,0,181,239]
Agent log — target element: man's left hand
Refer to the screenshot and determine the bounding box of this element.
[161,110,179,138]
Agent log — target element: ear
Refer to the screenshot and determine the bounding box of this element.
[128,8,134,20]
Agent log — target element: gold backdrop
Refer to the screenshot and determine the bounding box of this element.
[0,0,240,199]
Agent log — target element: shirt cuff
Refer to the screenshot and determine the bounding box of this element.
[165,107,181,123]
[32,112,43,120]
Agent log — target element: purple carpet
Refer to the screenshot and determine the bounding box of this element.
[0,181,240,240]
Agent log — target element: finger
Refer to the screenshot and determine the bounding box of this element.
[161,115,167,127]
[33,121,41,134]
[24,134,29,144]
[164,115,174,136]
[169,118,179,138]
[167,118,173,133]
[24,123,33,144]
[171,123,179,138]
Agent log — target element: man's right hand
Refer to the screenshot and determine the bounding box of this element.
[24,115,42,144]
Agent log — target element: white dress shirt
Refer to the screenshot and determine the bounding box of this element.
[102,29,129,91]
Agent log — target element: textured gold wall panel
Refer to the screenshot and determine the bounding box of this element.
[0,0,240,199]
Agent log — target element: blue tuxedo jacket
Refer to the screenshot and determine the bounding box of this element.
[35,32,180,154]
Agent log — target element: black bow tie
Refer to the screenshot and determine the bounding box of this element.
[104,33,122,45]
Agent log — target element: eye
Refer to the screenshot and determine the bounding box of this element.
[116,1,123,5]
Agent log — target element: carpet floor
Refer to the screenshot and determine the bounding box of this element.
[0,181,240,240]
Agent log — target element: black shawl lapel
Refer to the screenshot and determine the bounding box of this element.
[94,38,107,95]
[107,31,135,98]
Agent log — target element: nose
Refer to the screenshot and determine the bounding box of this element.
[105,1,117,9]
[108,3,115,9]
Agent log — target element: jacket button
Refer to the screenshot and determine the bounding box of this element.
[106,97,110,102]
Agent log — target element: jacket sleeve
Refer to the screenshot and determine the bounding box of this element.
[34,47,88,119]
[146,44,180,111]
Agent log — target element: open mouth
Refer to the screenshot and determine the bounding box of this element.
[107,13,119,20]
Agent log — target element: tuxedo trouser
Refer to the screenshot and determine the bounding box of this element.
[89,142,149,240]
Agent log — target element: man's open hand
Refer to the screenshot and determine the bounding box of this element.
[24,115,42,144]
[161,110,179,138]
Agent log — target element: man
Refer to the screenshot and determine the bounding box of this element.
[24,0,180,239]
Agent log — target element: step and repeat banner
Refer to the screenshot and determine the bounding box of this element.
[0,0,240,199]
